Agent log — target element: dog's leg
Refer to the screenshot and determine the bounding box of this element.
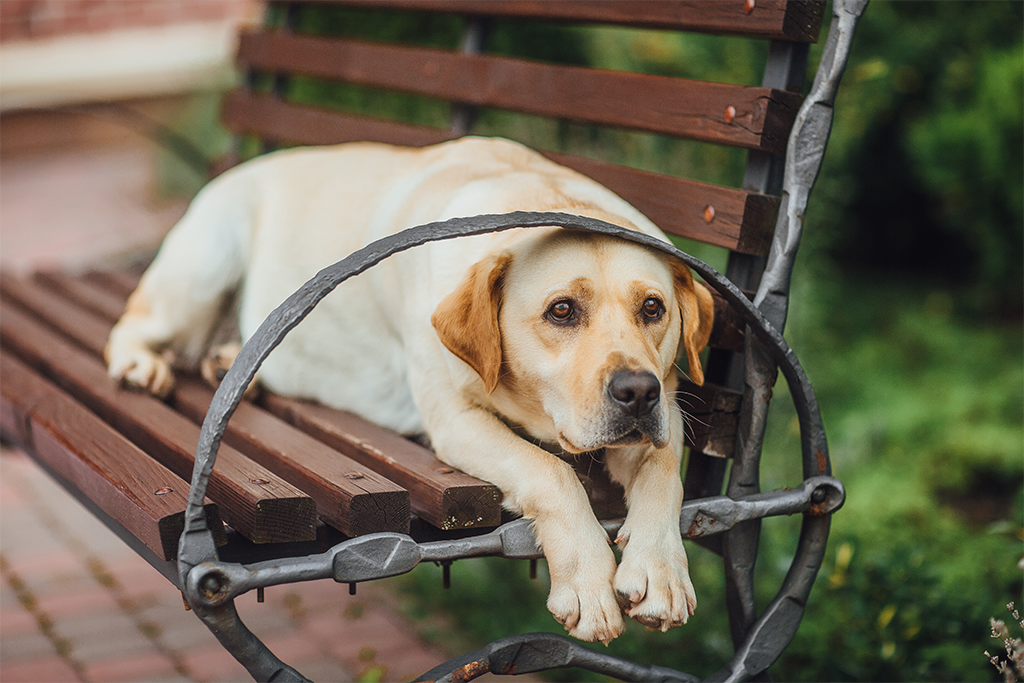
[605,421,697,631]
[106,193,247,397]
[424,405,625,644]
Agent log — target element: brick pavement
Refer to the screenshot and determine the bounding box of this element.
[0,131,455,682]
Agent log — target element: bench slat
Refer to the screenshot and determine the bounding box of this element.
[315,0,825,42]
[0,287,317,545]
[0,353,225,561]
[170,378,412,536]
[223,89,450,148]
[261,395,503,530]
[221,91,778,256]
[36,270,505,531]
[239,31,802,154]
[36,270,129,322]
[2,275,415,537]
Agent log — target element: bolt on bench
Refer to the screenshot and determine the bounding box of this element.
[0,1,867,680]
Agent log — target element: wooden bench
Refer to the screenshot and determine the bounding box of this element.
[0,1,867,680]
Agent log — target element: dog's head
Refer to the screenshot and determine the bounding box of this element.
[431,230,714,453]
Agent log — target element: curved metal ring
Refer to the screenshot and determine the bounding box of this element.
[177,211,834,681]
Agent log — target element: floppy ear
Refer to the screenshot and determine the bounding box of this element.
[671,262,715,386]
[431,253,511,393]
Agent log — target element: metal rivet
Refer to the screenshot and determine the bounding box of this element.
[724,105,736,123]
[154,487,174,496]
[344,472,364,480]
[250,478,269,485]
[811,487,828,505]
[435,467,455,475]
[703,205,716,223]
[744,0,756,14]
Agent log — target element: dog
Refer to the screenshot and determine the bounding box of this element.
[106,136,714,644]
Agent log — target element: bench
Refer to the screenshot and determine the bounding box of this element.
[0,1,867,680]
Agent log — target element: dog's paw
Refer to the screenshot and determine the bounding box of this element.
[108,347,175,398]
[201,342,260,399]
[547,578,625,644]
[614,531,696,632]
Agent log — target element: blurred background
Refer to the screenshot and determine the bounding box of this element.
[1,2,1021,682]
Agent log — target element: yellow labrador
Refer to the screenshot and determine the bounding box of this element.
[106,136,714,644]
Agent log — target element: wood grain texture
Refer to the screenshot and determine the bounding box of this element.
[171,378,411,536]
[36,270,502,531]
[0,284,316,544]
[0,353,224,560]
[678,380,743,459]
[2,275,413,537]
[220,91,778,256]
[307,1,825,41]
[262,395,502,530]
[238,31,803,153]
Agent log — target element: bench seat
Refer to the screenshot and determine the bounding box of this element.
[0,264,741,574]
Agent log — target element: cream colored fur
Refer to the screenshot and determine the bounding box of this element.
[106,137,714,643]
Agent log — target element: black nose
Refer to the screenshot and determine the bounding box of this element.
[607,370,661,417]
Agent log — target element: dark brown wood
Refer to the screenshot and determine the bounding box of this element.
[222,90,452,148]
[261,395,503,530]
[238,32,803,154]
[82,268,146,299]
[546,152,778,256]
[0,290,317,544]
[36,270,130,321]
[34,269,504,531]
[170,378,411,536]
[678,381,743,459]
[221,91,777,256]
[0,353,224,560]
[708,291,748,353]
[0,274,417,537]
[314,1,825,42]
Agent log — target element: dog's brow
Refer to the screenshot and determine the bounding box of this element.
[543,276,592,302]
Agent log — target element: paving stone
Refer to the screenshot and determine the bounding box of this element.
[85,650,178,683]
[0,656,79,683]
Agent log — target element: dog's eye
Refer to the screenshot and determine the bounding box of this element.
[547,300,576,324]
[641,297,665,322]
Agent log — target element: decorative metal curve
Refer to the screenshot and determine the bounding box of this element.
[717,0,869,677]
[176,211,837,682]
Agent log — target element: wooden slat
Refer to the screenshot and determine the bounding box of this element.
[222,90,451,148]
[238,32,803,154]
[5,274,414,536]
[679,381,743,459]
[0,286,317,545]
[170,378,411,536]
[0,353,225,561]
[317,0,825,42]
[36,271,128,321]
[221,91,778,256]
[546,152,778,256]
[37,270,504,531]
[261,395,503,530]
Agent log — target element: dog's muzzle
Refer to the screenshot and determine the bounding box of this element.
[604,370,665,447]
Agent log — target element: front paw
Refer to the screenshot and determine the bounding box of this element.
[547,575,625,644]
[107,346,175,398]
[614,531,696,631]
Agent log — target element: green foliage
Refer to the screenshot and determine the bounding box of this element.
[807,1,1024,312]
